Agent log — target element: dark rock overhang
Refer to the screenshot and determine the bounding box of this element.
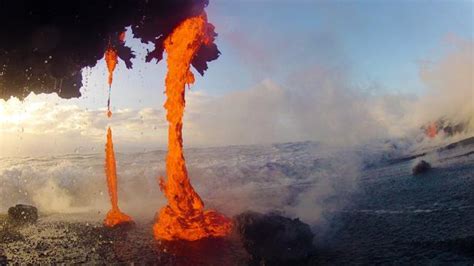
[0,0,219,100]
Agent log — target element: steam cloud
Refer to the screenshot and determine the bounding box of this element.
[416,40,473,133]
[187,39,473,147]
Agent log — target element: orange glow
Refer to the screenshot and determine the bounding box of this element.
[119,31,126,43]
[105,45,118,117]
[102,32,133,227]
[153,13,232,241]
[426,122,438,138]
[104,127,133,227]
[105,47,118,88]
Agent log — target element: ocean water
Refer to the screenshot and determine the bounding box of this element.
[0,137,473,264]
[315,148,474,264]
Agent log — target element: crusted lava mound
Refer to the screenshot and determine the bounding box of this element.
[0,0,219,100]
[234,211,315,265]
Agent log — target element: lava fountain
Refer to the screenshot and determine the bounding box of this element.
[103,35,133,227]
[153,13,232,241]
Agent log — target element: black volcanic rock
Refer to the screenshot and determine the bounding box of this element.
[8,204,38,225]
[0,0,219,100]
[234,211,315,265]
[412,160,432,175]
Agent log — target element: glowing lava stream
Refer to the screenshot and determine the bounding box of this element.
[104,44,118,118]
[153,13,232,241]
[104,127,133,227]
[103,34,133,227]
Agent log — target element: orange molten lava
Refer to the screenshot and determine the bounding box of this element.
[426,122,438,138]
[153,13,232,241]
[102,31,133,227]
[105,45,119,117]
[105,47,118,88]
[104,127,133,227]
[119,31,126,43]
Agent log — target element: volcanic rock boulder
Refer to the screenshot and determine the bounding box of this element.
[234,211,315,265]
[412,160,432,175]
[8,204,38,225]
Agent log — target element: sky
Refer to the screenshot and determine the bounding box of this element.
[0,0,473,156]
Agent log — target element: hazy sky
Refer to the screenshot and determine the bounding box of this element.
[0,0,473,156]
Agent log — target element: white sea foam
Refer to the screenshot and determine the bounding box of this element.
[0,142,366,225]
